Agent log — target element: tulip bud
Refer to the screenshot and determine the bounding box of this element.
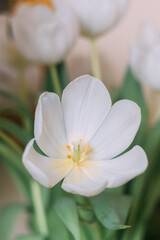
[9,0,79,64]
[130,23,160,90]
[66,0,129,37]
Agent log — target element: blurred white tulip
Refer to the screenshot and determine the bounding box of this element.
[130,23,160,90]
[66,0,129,37]
[10,0,79,64]
[0,15,44,102]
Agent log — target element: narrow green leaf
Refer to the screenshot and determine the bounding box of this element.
[81,222,102,240]
[2,161,31,201]
[0,118,31,145]
[15,235,44,240]
[90,192,132,230]
[0,90,33,133]
[120,67,148,144]
[44,68,54,92]
[0,203,26,240]
[0,142,31,200]
[0,142,26,173]
[78,206,95,223]
[57,61,69,89]
[48,209,72,240]
[54,197,81,240]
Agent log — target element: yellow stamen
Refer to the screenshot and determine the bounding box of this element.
[66,145,71,152]
[67,154,72,160]
[76,162,80,167]
[10,0,56,13]
[83,155,88,160]
[80,139,82,142]
[49,185,53,188]
[85,144,90,153]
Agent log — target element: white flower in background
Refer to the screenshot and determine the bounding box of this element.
[130,23,160,90]
[9,0,79,64]
[23,75,148,197]
[66,0,129,37]
[0,15,44,102]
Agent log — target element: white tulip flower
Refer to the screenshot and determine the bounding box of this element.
[23,75,147,197]
[130,23,160,90]
[66,0,129,37]
[9,0,79,64]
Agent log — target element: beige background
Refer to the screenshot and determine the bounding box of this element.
[0,0,160,238]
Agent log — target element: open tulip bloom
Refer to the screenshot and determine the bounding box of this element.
[23,75,148,197]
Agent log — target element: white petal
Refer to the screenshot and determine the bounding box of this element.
[62,75,112,145]
[62,146,147,195]
[103,146,148,188]
[23,139,73,188]
[89,100,141,159]
[34,92,67,158]
[62,161,108,197]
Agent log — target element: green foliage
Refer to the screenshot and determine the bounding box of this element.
[0,90,33,133]
[0,203,26,240]
[90,192,132,230]
[0,119,31,145]
[54,197,81,240]
[48,209,72,240]
[44,62,69,93]
[15,235,44,240]
[78,206,95,224]
[119,67,148,144]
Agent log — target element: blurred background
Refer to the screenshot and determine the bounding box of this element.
[0,0,160,238]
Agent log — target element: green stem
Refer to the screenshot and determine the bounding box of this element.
[30,181,49,237]
[0,130,22,154]
[50,65,62,97]
[90,38,102,80]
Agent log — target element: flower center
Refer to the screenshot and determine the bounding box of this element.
[10,0,56,13]
[66,140,90,166]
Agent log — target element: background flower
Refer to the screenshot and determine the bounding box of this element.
[0,14,45,103]
[9,0,79,64]
[66,0,129,37]
[130,23,160,90]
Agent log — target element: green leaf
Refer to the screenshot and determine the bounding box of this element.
[0,142,31,200]
[81,222,102,240]
[54,197,81,240]
[0,119,31,145]
[90,192,132,230]
[3,161,31,201]
[78,206,95,223]
[120,67,148,144]
[44,68,54,92]
[0,142,25,173]
[44,62,69,93]
[57,61,69,90]
[0,203,26,240]
[15,235,44,240]
[0,90,33,133]
[48,209,72,240]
